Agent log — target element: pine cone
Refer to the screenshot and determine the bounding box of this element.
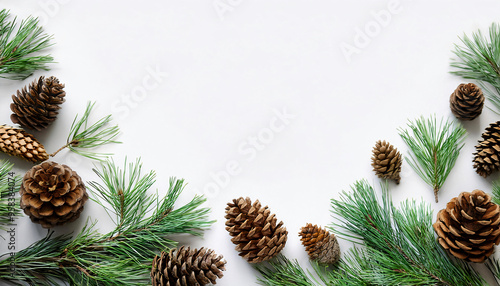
[473,121,500,178]
[225,197,288,263]
[10,76,66,131]
[20,161,88,228]
[0,125,49,163]
[371,140,402,184]
[151,246,226,286]
[433,190,500,263]
[299,223,340,264]
[450,83,484,121]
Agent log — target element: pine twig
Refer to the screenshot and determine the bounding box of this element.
[0,9,54,80]
[451,23,500,113]
[0,159,214,285]
[0,159,20,231]
[398,115,466,202]
[50,101,121,161]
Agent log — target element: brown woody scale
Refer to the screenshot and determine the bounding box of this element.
[473,121,500,178]
[433,190,500,263]
[299,223,340,264]
[450,83,484,121]
[371,140,402,184]
[11,76,66,131]
[225,197,288,263]
[20,161,88,228]
[151,246,226,286]
[0,125,49,163]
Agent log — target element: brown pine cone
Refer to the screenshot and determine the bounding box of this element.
[20,161,88,228]
[450,83,484,121]
[0,125,49,163]
[433,190,500,263]
[151,246,226,286]
[11,76,66,131]
[299,223,340,264]
[225,197,288,263]
[473,121,500,178]
[371,140,402,184]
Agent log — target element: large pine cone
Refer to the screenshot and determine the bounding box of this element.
[0,125,49,163]
[433,190,500,263]
[450,83,484,121]
[371,140,402,184]
[299,223,340,264]
[225,197,288,263]
[20,161,88,228]
[151,246,226,286]
[473,121,500,178]
[11,76,66,131]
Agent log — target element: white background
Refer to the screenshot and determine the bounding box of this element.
[1,1,500,285]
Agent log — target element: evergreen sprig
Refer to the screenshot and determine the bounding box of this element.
[50,101,121,161]
[255,255,319,286]
[0,159,20,231]
[399,116,466,202]
[451,23,500,112]
[0,9,53,80]
[0,159,213,285]
[256,180,484,286]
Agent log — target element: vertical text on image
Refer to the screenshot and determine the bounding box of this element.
[6,171,17,277]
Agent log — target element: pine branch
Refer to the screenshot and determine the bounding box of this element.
[487,258,500,286]
[451,23,500,113]
[0,159,20,231]
[50,101,121,161]
[0,9,53,80]
[0,159,214,285]
[398,116,466,202]
[255,255,320,286]
[256,181,485,286]
[493,178,500,206]
[328,180,483,285]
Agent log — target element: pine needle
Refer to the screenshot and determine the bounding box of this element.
[398,115,466,202]
[451,23,500,113]
[256,180,484,286]
[0,159,214,285]
[58,101,121,161]
[0,159,20,231]
[0,9,53,80]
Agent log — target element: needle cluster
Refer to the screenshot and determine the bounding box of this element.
[399,116,466,202]
[0,9,53,80]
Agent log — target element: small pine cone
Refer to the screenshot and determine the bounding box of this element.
[299,223,340,264]
[450,83,484,121]
[371,140,402,184]
[0,125,49,163]
[20,161,88,228]
[151,246,226,286]
[10,76,66,131]
[433,190,500,263]
[225,197,288,263]
[473,121,500,178]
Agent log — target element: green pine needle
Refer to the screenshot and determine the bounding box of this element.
[0,159,214,285]
[451,23,500,113]
[0,159,20,231]
[398,115,466,202]
[0,9,54,80]
[256,180,484,286]
[62,101,121,161]
[255,255,320,286]
[492,178,500,206]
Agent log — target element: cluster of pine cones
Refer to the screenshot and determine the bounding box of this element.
[1,76,91,229]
